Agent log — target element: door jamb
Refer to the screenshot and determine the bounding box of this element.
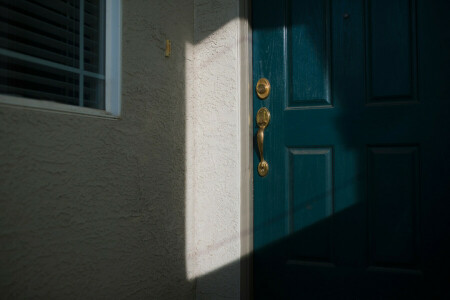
[240,0,253,299]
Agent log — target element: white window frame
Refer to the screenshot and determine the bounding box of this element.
[0,0,122,118]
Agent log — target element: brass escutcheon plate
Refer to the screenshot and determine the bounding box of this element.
[256,78,270,99]
[256,107,271,128]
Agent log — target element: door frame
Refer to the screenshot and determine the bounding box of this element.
[240,0,253,299]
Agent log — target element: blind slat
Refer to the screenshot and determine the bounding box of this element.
[0,60,98,94]
[0,22,79,64]
[27,0,79,20]
[0,2,79,39]
[0,37,78,67]
[3,0,79,27]
[0,0,105,109]
[28,0,99,27]
[84,0,99,15]
[0,2,99,39]
[0,84,78,103]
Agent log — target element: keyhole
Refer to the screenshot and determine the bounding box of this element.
[257,84,266,94]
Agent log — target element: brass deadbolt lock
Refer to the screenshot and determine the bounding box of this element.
[256,78,270,99]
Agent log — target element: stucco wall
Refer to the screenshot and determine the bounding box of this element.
[0,0,195,298]
[187,0,242,299]
[0,0,244,298]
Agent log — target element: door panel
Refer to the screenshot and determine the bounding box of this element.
[289,0,332,106]
[367,0,417,102]
[253,0,450,298]
[288,147,333,261]
[367,146,419,267]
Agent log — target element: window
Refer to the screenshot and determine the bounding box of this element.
[0,0,120,117]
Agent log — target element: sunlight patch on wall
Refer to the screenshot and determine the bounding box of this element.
[185,14,241,281]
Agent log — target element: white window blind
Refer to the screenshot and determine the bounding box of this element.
[0,0,107,110]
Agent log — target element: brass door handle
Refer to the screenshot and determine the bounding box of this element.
[256,107,270,177]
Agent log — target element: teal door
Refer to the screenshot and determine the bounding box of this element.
[253,0,450,298]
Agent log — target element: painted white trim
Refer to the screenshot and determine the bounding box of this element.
[0,94,119,119]
[0,0,122,117]
[240,0,253,299]
[105,0,122,116]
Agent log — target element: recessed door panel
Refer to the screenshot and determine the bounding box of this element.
[288,148,333,262]
[367,0,417,103]
[368,146,419,267]
[289,0,331,107]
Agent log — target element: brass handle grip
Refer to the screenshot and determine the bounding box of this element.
[256,107,270,177]
[257,127,265,162]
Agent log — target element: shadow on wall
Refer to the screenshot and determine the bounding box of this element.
[0,0,247,299]
[0,0,192,298]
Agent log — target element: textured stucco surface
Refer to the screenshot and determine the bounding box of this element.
[0,0,244,299]
[187,0,241,299]
[0,0,195,298]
